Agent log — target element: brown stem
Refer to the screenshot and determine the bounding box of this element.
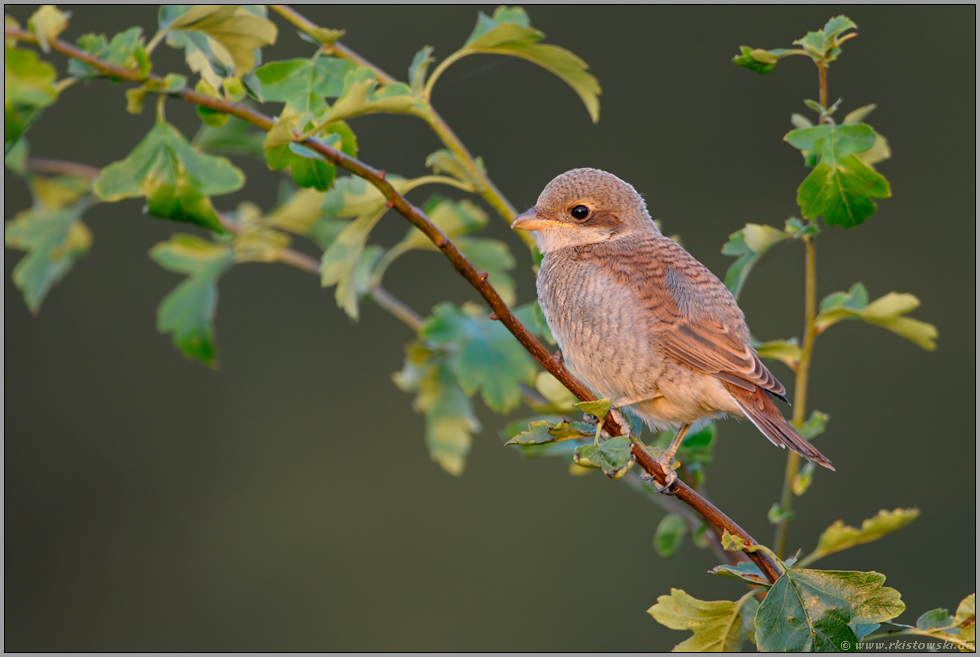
[370,285,425,331]
[10,24,782,584]
[818,64,828,113]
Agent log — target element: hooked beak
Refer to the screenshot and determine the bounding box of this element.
[511,208,568,232]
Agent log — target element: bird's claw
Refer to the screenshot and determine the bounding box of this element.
[639,463,679,495]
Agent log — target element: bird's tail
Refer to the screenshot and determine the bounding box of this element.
[722,381,835,471]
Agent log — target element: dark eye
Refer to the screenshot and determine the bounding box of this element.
[570,205,589,220]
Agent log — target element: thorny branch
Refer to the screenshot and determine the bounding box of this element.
[7,24,782,584]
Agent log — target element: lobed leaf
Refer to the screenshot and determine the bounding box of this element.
[648,589,759,652]
[68,27,150,78]
[654,514,687,558]
[27,4,69,53]
[803,508,920,565]
[816,283,938,350]
[753,337,802,370]
[421,302,537,413]
[320,67,423,125]
[393,343,480,475]
[460,7,600,122]
[94,119,244,232]
[193,114,266,157]
[755,568,904,652]
[5,45,59,150]
[320,206,387,319]
[409,46,434,96]
[785,124,891,227]
[150,234,235,366]
[721,220,804,299]
[160,5,277,87]
[5,200,92,313]
[254,56,356,114]
[573,435,633,479]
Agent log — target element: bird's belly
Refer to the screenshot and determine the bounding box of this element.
[539,265,663,403]
[538,259,741,431]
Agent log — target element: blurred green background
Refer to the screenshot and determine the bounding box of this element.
[4,5,975,651]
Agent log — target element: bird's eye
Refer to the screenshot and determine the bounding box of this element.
[570,205,590,220]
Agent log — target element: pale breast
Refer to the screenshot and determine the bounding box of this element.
[537,250,665,403]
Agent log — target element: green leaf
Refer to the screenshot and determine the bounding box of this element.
[753,337,802,370]
[648,589,759,652]
[720,529,747,553]
[917,608,954,631]
[425,149,480,190]
[124,73,186,115]
[504,419,591,446]
[755,568,904,652]
[798,410,829,440]
[254,56,356,114]
[458,237,517,306]
[5,202,91,313]
[409,46,434,96]
[421,302,537,413]
[321,66,422,124]
[573,398,611,421]
[710,561,770,587]
[68,27,150,78]
[453,6,600,122]
[785,124,891,227]
[335,244,382,320]
[815,283,938,350]
[266,187,326,235]
[721,222,793,298]
[193,114,266,157]
[160,5,277,86]
[573,435,633,479]
[801,508,920,566]
[150,234,235,366]
[654,514,686,558]
[27,5,69,53]
[94,119,244,232]
[4,45,58,150]
[821,15,857,52]
[321,206,387,319]
[532,371,577,411]
[321,174,387,219]
[792,461,817,496]
[194,79,229,127]
[394,196,488,253]
[733,46,777,74]
[393,343,480,475]
[263,109,340,191]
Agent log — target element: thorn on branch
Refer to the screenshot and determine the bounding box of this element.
[552,349,563,365]
[489,313,499,321]
[378,169,386,179]
[384,200,394,208]
[480,272,489,281]
[436,237,449,247]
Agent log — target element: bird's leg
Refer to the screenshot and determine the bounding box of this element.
[655,424,691,492]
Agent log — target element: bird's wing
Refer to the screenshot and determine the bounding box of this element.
[609,235,787,398]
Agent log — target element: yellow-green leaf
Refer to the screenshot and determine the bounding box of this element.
[27,5,69,53]
[816,283,938,350]
[648,589,758,652]
[800,508,920,567]
[450,6,600,122]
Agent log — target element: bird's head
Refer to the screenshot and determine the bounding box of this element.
[512,168,658,253]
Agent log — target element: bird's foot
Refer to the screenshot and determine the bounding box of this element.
[640,464,678,495]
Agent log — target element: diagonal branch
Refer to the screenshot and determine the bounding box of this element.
[7,25,781,584]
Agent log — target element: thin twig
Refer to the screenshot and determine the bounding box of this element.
[23,158,101,180]
[267,5,532,247]
[9,24,782,583]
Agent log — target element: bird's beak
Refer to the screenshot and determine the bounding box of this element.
[511,208,567,232]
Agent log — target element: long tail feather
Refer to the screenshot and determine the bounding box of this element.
[722,381,835,471]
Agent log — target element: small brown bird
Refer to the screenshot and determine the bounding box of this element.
[512,168,833,488]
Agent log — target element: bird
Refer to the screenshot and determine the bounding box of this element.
[511,168,833,489]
